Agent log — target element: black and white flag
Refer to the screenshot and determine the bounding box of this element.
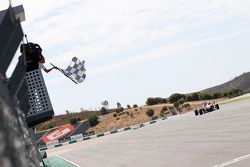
[51,57,86,84]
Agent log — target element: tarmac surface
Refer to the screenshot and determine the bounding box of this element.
[47,99,250,167]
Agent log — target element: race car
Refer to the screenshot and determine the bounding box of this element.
[39,150,47,159]
[194,102,220,116]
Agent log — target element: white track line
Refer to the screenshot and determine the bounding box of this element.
[213,154,250,167]
[56,155,81,167]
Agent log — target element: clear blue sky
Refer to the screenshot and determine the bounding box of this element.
[2,0,250,115]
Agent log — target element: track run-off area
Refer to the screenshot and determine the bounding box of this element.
[46,98,250,167]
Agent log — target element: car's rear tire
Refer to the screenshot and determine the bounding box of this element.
[194,110,199,116]
[199,109,203,115]
[215,104,220,110]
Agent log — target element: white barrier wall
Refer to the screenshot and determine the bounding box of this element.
[46,140,59,147]
[70,134,83,141]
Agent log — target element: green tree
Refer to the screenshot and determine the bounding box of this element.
[230,88,243,97]
[161,98,168,103]
[223,92,228,97]
[133,104,138,108]
[101,100,109,109]
[117,102,121,109]
[191,92,199,101]
[199,93,212,100]
[146,97,158,105]
[66,110,70,114]
[146,109,155,118]
[100,107,108,115]
[88,114,99,127]
[178,98,185,105]
[169,93,186,103]
[186,95,193,101]
[155,97,163,104]
[127,105,131,109]
[212,93,221,99]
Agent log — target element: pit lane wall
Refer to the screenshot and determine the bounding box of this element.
[0,5,40,166]
[0,80,40,167]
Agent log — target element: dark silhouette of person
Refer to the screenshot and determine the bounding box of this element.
[20,43,57,73]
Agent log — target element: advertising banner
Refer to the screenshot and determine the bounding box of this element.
[43,125,75,143]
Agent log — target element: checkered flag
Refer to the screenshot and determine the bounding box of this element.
[51,57,86,84]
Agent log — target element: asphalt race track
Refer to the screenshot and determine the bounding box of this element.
[47,99,250,167]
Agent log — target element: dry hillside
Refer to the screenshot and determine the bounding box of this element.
[36,99,225,133]
[87,100,224,134]
[203,72,250,94]
[35,111,100,131]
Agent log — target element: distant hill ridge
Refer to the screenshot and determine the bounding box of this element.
[203,72,250,94]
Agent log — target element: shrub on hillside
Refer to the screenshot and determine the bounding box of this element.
[100,107,108,115]
[160,106,168,117]
[146,109,155,118]
[113,113,117,117]
[168,106,174,110]
[69,117,78,125]
[161,106,168,112]
[183,103,191,110]
[173,102,180,108]
[87,114,99,127]
[133,104,138,108]
[127,105,131,109]
[116,107,124,113]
